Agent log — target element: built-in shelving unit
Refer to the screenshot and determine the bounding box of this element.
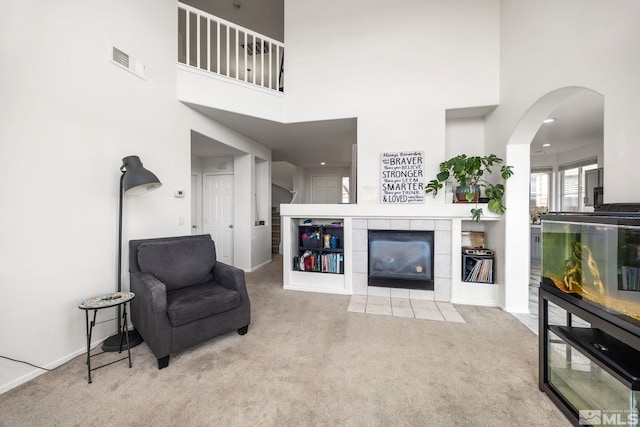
[280,204,502,304]
[283,216,350,295]
[454,224,499,304]
[295,223,344,274]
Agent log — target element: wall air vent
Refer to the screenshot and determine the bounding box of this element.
[112,47,130,68]
[241,42,270,55]
[110,46,146,79]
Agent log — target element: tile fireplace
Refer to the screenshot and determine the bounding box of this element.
[352,218,452,301]
[368,229,434,290]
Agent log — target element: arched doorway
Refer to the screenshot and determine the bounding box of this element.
[503,86,604,314]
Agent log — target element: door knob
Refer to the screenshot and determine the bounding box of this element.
[229,224,234,228]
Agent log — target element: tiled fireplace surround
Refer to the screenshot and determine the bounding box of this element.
[351,218,452,301]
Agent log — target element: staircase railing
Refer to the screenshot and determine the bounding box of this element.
[178,2,284,93]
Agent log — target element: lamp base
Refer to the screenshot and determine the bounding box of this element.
[102,328,144,352]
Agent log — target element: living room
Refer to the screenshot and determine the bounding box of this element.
[2,0,640,425]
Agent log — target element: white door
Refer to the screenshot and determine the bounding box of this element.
[311,175,339,204]
[203,174,234,264]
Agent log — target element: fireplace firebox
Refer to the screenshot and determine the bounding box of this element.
[368,230,434,290]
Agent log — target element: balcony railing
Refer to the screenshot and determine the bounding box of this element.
[178,3,284,93]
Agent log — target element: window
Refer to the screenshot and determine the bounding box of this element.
[530,169,551,218]
[559,158,598,212]
[560,167,580,211]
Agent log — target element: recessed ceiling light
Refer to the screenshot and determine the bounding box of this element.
[542,143,551,147]
[320,162,326,166]
[543,118,556,124]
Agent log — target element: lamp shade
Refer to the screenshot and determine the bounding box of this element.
[121,155,162,195]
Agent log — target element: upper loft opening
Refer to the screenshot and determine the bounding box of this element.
[178,1,284,93]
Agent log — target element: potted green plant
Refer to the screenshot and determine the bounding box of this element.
[425,154,514,221]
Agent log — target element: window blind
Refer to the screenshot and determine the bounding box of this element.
[559,157,597,171]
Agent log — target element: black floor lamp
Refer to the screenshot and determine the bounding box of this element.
[103,155,161,352]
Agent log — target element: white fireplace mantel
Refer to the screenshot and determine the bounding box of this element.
[280,203,501,221]
[280,203,502,307]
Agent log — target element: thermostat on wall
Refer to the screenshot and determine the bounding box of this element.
[174,190,185,198]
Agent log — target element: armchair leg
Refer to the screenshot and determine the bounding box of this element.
[238,325,249,335]
[158,355,170,369]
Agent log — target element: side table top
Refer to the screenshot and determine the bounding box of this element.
[79,292,135,310]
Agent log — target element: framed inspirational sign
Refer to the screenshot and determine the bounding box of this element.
[380,151,425,204]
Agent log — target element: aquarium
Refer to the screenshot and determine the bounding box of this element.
[541,213,640,331]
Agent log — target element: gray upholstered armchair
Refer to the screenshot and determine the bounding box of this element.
[129,234,250,369]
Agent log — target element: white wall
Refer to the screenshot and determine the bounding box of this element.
[201,156,235,173]
[0,0,191,391]
[191,156,205,173]
[178,69,286,123]
[485,0,640,311]
[272,185,293,210]
[284,0,501,205]
[445,118,487,159]
[272,161,296,190]
[272,161,297,209]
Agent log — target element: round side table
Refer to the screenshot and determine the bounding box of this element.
[78,292,135,383]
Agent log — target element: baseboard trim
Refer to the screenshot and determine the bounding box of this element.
[0,338,107,395]
[250,259,272,272]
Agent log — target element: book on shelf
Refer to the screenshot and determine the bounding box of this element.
[295,251,343,274]
[321,253,343,274]
[465,258,493,283]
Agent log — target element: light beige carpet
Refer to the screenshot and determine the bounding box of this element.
[0,255,569,426]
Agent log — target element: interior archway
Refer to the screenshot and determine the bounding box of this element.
[502,86,604,314]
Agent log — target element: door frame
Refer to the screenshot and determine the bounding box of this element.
[191,172,202,235]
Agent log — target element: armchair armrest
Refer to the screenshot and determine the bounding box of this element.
[131,272,167,312]
[130,272,172,358]
[212,262,250,304]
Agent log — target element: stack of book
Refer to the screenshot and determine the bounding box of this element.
[295,251,344,274]
[465,258,493,283]
[320,253,343,274]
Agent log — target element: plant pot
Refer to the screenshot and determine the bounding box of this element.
[455,185,480,203]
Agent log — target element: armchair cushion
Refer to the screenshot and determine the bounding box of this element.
[137,238,216,291]
[166,282,241,327]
